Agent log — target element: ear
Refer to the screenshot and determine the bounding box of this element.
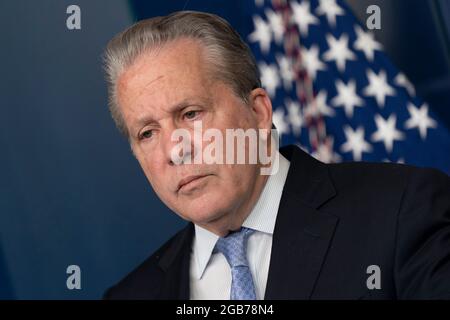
[248,88,273,132]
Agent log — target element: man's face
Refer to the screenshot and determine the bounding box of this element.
[116,38,270,231]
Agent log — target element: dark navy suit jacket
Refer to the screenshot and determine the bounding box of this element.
[104,145,450,299]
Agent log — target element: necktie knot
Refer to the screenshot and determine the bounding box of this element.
[215,227,254,267]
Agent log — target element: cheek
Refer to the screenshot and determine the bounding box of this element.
[147,175,179,213]
[219,164,256,194]
[135,153,168,192]
[135,145,165,173]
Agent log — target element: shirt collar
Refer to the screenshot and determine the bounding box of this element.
[192,152,291,280]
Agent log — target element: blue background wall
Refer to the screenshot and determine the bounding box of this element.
[0,0,449,299]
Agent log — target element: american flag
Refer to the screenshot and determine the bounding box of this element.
[244,0,450,174]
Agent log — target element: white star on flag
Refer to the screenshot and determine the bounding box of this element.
[341,126,373,161]
[354,26,382,61]
[286,100,303,136]
[383,158,405,164]
[265,9,284,44]
[363,69,396,108]
[315,0,344,28]
[404,103,437,140]
[305,90,335,118]
[301,45,327,80]
[312,137,342,163]
[371,114,405,153]
[331,79,364,117]
[259,62,280,97]
[249,15,272,54]
[323,33,356,72]
[394,72,416,97]
[291,0,319,37]
[273,108,290,136]
[276,54,294,90]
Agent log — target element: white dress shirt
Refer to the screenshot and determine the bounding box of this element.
[189,153,291,300]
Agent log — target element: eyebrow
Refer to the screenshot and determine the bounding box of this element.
[132,98,207,133]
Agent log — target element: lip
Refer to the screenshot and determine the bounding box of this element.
[177,174,210,191]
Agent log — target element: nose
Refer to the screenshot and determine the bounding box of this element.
[160,123,198,166]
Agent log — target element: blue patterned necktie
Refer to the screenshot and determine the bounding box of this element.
[215,227,256,300]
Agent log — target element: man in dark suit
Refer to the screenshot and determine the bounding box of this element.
[103,11,450,300]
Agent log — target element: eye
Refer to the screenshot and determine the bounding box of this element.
[183,110,200,120]
[139,129,153,140]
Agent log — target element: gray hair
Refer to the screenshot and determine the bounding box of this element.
[103,11,261,137]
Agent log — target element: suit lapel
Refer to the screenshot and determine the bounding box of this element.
[265,146,339,299]
[157,222,194,299]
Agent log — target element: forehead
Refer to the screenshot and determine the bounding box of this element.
[118,38,212,99]
[116,38,217,127]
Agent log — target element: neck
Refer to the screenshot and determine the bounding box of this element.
[197,140,276,237]
[201,172,269,237]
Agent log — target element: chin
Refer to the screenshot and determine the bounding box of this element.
[179,195,233,226]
